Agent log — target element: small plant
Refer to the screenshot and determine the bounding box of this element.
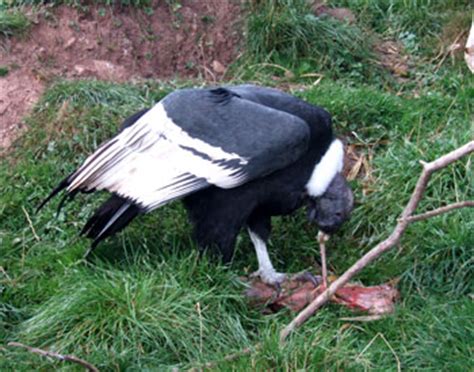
[185,60,195,69]
[166,0,182,13]
[143,7,154,16]
[201,15,214,25]
[0,9,29,37]
[67,20,81,33]
[0,66,9,76]
[144,51,153,60]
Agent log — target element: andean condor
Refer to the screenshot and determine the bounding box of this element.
[39,84,354,285]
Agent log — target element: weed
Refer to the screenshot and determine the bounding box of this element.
[243,0,385,83]
[0,8,29,37]
[331,0,470,57]
[201,15,214,25]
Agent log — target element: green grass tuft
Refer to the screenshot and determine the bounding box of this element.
[330,0,470,57]
[0,65,9,76]
[0,8,29,37]
[242,0,387,84]
[15,256,251,369]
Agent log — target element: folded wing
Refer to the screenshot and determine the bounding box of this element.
[47,88,311,213]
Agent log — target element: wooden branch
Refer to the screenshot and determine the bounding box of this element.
[318,231,330,288]
[8,342,99,372]
[405,201,474,222]
[280,140,474,343]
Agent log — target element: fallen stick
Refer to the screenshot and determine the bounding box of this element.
[280,140,474,343]
[318,231,330,288]
[7,342,99,372]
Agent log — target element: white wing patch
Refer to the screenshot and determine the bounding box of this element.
[67,102,248,211]
[305,139,344,197]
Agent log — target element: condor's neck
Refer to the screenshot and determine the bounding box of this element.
[305,138,344,198]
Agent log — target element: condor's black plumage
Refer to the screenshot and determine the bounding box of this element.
[40,84,353,285]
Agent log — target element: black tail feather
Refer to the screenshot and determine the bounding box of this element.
[55,190,79,217]
[36,172,75,213]
[81,194,141,254]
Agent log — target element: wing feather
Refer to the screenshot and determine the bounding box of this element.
[63,87,312,212]
[66,102,249,211]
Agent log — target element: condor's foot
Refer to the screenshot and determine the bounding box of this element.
[293,271,323,288]
[251,268,287,287]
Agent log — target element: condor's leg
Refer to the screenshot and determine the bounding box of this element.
[247,213,286,286]
[184,189,247,263]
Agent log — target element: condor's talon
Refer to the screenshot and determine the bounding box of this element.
[293,271,322,287]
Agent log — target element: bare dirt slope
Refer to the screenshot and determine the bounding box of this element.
[0,0,243,153]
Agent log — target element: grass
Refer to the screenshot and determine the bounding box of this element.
[331,0,469,54]
[240,0,470,92]
[0,8,29,37]
[1,73,472,370]
[243,0,386,84]
[1,0,473,370]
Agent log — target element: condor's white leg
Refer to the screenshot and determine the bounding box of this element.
[248,229,286,286]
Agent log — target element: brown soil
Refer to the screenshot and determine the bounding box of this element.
[0,0,243,153]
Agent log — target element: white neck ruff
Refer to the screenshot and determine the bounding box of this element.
[305,139,344,197]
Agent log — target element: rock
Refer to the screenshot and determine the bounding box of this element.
[73,64,86,75]
[73,60,127,81]
[211,60,225,74]
[64,37,76,50]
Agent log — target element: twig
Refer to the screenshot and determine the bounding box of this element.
[405,200,474,222]
[379,333,401,372]
[339,315,385,322]
[199,65,217,83]
[250,62,293,75]
[355,333,401,372]
[355,332,380,362]
[7,342,99,372]
[434,30,468,72]
[22,206,40,242]
[318,231,330,288]
[280,141,474,343]
[0,266,12,281]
